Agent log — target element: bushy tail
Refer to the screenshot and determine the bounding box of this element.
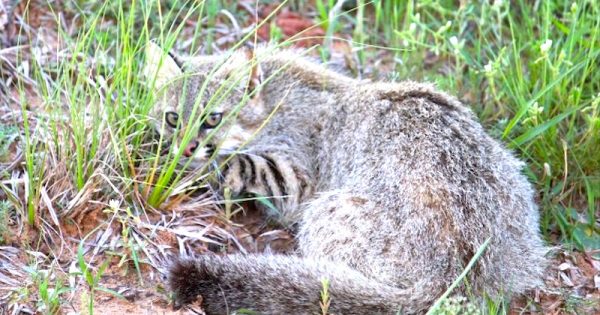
[169,254,432,315]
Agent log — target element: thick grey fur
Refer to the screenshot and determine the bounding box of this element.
[144,44,549,315]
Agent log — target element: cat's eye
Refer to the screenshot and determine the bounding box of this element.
[164,111,179,128]
[202,112,223,129]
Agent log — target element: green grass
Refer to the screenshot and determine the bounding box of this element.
[0,0,598,313]
[0,124,18,161]
[34,269,71,314]
[319,278,331,315]
[77,227,124,314]
[0,200,11,244]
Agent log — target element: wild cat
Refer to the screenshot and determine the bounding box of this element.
[143,42,548,314]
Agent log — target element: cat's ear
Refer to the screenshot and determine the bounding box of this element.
[143,41,183,89]
[244,48,263,96]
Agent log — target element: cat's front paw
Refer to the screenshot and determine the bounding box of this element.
[218,157,246,197]
[222,173,245,197]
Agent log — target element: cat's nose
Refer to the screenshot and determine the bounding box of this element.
[183,140,199,157]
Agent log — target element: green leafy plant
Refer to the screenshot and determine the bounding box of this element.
[76,229,124,314]
[0,200,11,245]
[319,278,331,315]
[0,124,18,162]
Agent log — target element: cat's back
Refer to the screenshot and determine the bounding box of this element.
[325,80,532,216]
[319,80,489,186]
[306,79,547,293]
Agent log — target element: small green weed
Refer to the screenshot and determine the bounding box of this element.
[0,200,12,244]
[36,273,71,315]
[0,124,18,162]
[319,278,331,315]
[76,230,124,314]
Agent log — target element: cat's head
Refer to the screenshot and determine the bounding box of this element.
[143,42,265,164]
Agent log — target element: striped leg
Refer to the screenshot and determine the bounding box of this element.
[220,151,314,221]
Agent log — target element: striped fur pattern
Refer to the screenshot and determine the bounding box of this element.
[219,144,315,222]
[143,43,549,314]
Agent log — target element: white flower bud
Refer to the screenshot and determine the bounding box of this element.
[449,36,459,47]
[540,39,553,55]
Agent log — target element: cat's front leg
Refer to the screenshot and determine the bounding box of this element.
[218,150,314,220]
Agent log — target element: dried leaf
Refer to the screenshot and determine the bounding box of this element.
[559,271,574,287]
[558,262,573,271]
[590,258,600,271]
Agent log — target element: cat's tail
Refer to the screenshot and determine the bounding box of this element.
[169,254,434,315]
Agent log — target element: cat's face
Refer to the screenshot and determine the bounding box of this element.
[143,42,263,165]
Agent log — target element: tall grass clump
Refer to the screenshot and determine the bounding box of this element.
[4,0,264,309]
[7,0,289,255]
[9,0,215,226]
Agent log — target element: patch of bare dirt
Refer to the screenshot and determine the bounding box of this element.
[254,5,325,47]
